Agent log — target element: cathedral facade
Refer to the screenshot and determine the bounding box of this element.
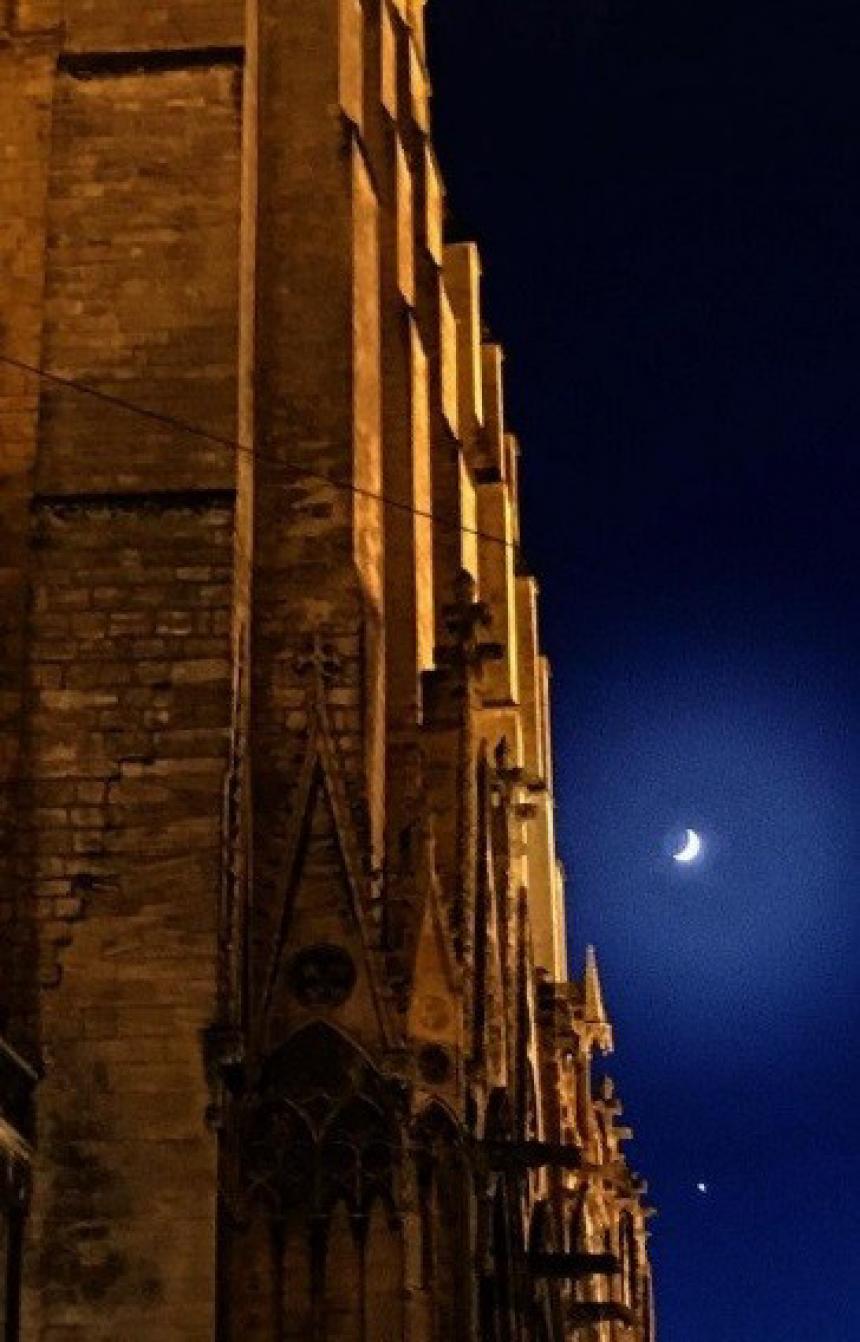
[0,1,654,1338]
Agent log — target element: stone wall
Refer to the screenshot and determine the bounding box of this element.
[38,60,241,493]
[0,40,55,1036]
[15,0,244,51]
[2,10,243,1336]
[20,500,233,1340]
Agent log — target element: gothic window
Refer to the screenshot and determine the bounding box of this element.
[643,1275,654,1342]
[567,1183,587,1255]
[230,1022,405,1338]
[413,1105,470,1342]
[575,1202,608,1307]
[619,1212,638,1311]
[243,1022,400,1219]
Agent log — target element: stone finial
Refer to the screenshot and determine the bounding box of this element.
[584,944,614,1053]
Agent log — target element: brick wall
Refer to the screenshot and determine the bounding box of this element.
[16,0,244,51]
[1,28,244,1336]
[38,62,242,495]
[20,500,233,1340]
[0,43,55,1033]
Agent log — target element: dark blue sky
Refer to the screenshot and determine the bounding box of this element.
[428,2,859,1337]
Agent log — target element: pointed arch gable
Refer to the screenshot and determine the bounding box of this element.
[412,1097,463,1146]
[256,706,396,1051]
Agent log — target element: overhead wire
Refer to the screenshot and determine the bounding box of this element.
[0,352,522,557]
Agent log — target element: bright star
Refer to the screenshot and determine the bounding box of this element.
[696,1182,709,1194]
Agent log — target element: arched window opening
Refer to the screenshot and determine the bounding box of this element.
[243,1023,400,1220]
[413,1105,470,1342]
[232,1023,404,1340]
[619,1212,639,1312]
[643,1274,655,1342]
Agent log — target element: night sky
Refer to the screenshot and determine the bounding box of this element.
[428,2,858,1338]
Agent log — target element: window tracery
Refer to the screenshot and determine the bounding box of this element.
[241,1023,402,1220]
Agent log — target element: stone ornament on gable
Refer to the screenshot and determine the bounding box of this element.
[290,634,345,686]
[286,943,357,1009]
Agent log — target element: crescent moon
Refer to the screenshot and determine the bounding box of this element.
[673,828,701,863]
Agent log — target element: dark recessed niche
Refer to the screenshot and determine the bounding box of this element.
[286,944,357,1009]
[418,1044,452,1085]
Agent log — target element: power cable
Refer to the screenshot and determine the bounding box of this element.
[0,352,521,556]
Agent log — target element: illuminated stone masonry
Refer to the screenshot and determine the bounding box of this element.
[0,0,654,1337]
